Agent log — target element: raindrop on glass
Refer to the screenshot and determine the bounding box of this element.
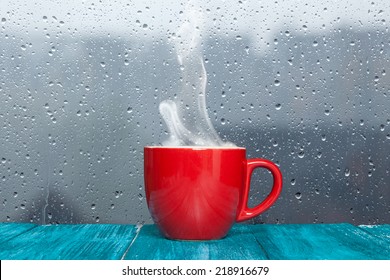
[291,179,296,185]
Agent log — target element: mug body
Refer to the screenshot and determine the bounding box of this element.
[144,146,246,240]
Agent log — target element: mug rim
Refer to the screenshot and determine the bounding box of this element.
[144,145,245,150]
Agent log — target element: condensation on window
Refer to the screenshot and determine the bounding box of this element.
[0,0,389,225]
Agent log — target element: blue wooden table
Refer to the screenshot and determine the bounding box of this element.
[0,223,389,260]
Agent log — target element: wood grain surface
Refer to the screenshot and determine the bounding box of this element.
[0,223,388,260]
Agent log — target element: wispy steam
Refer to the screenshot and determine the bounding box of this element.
[159,0,234,146]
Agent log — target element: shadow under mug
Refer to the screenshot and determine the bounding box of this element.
[144,146,283,240]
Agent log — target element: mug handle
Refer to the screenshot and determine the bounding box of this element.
[236,159,283,222]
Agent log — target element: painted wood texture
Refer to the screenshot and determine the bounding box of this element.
[0,223,389,260]
[0,223,37,244]
[249,223,390,260]
[124,224,268,260]
[0,224,137,260]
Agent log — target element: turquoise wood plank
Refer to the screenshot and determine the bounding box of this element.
[0,224,137,260]
[1,223,388,260]
[0,223,37,244]
[250,223,390,260]
[359,224,390,244]
[124,224,268,260]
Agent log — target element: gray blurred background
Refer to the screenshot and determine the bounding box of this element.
[0,0,389,225]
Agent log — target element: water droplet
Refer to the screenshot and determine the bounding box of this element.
[124,59,129,66]
[236,35,242,40]
[344,168,350,177]
[91,204,96,210]
[114,191,122,198]
[291,179,296,185]
[220,118,226,125]
[275,103,282,110]
[298,151,305,158]
[1,18,6,23]
[313,41,318,47]
[100,62,106,67]
[295,192,302,199]
[142,23,148,29]
[21,45,26,51]
[127,107,133,113]
[274,80,280,86]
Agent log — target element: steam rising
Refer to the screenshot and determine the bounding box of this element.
[159,0,234,147]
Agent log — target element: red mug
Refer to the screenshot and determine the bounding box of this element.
[144,146,282,240]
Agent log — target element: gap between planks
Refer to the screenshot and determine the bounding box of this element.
[121,224,144,260]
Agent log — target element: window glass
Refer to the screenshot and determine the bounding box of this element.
[1,0,389,224]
